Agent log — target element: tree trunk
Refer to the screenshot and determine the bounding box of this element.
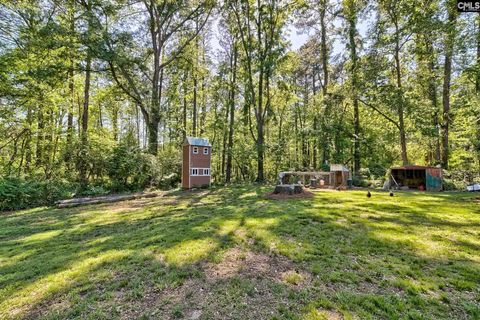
[225,45,237,183]
[256,0,265,183]
[147,115,159,155]
[394,19,408,165]
[183,70,188,136]
[79,0,92,184]
[425,34,441,164]
[320,0,328,96]
[112,104,118,141]
[346,0,361,174]
[24,106,32,173]
[193,74,198,136]
[441,0,457,169]
[36,109,44,167]
[79,46,91,184]
[319,1,330,166]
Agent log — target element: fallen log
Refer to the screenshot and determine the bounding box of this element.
[56,191,161,208]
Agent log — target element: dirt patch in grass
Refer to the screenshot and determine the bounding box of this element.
[110,248,312,319]
[203,247,303,283]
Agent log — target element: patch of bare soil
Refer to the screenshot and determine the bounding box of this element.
[27,248,314,320]
[203,247,302,282]
[126,248,312,319]
[265,189,314,200]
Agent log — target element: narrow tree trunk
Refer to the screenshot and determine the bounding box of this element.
[147,115,159,155]
[36,109,44,167]
[319,1,330,167]
[183,71,188,136]
[346,0,361,174]
[394,19,408,165]
[112,104,118,141]
[79,48,91,184]
[24,106,32,173]
[256,0,265,183]
[441,0,457,169]
[193,74,198,136]
[425,34,441,164]
[225,45,237,183]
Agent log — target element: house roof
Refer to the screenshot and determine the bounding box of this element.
[184,136,212,147]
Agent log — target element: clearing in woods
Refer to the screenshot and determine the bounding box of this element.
[0,186,479,319]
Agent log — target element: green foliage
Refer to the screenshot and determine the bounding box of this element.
[0,177,77,211]
[106,133,180,191]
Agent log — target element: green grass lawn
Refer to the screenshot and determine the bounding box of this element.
[1,186,479,320]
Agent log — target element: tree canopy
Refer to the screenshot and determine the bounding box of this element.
[1,0,479,199]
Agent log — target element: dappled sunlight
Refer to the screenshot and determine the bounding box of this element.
[216,219,242,236]
[163,238,218,266]
[0,249,132,319]
[0,249,37,270]
[238,191,258,200]
[1,187,479,319]
[19,230,62,243]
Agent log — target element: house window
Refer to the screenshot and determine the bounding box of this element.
[193,147,198,154]
[203,148,209,155]
[191,169,198,176]
[204,169,210,176]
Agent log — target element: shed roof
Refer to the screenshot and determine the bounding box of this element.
[184,136,212,147]
[391,165,441,170]
[330,164,349,172]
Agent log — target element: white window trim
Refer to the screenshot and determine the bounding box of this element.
[190,168,210,176]
[193,147,199,154]
[203,148,209,155]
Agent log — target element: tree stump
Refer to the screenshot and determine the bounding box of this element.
[273,184,303,195]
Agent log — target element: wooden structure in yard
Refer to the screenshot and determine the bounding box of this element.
[182,137,212,189]
[330,164,351,188]
[389,165,442,191]
[279,164,351,189]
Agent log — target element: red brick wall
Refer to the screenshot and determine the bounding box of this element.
[191,146,211,168]
[191,176,210,187]
[182,145,211,189]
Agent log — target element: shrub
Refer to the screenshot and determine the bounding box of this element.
[107,134,173,191]
[0,177,77,211]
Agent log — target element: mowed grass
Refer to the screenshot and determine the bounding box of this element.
[0,186,479,320]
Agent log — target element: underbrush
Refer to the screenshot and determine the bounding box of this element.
[0,177,79,211]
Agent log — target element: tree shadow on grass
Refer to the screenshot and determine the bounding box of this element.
[1,187,479,319]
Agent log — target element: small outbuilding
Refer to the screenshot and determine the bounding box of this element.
[329,164,351,188]
[278,164,351,189]
[389,165,442,191]
[182,137,212,189]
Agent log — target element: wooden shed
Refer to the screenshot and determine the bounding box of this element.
[390,165,442,191]
[278,164,351,188]
[182,137,212,189]
[329,164,351,188]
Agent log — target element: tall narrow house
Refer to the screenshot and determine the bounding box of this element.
[182,137,212,189]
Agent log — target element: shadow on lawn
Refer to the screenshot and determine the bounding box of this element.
[0,186,479,319]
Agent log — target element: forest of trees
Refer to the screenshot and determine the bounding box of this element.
[1,0,480,207]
